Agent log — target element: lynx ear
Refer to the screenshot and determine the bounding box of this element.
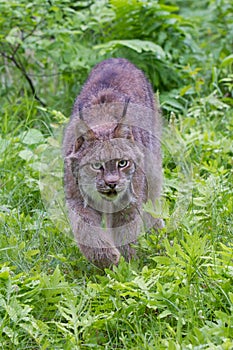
[74,123,97,152]
[74,135,84,152]
[73,107,97,152]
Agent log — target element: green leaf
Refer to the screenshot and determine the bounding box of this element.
[158,309,172,319]
[0,138,10,153]
[5,27,22,45]
[21,129,44,145]
[24,249,40,260]
[95,39,165,59]
[18,149,34,161]
[221,54,233,67]
[0,266,11,280]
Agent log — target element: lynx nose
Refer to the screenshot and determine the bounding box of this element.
[104,174,119,188]
[108,183,116,189]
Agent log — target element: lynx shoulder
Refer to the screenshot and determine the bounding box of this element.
[63,58,163,268]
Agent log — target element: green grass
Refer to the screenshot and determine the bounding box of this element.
[1,84,232,350]
[0,0,233,348]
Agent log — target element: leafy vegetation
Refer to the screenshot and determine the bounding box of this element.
[0,0,233,348]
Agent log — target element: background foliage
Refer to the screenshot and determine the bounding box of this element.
[0,0,233,349]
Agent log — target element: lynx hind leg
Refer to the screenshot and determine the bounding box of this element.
[78,244,120,268]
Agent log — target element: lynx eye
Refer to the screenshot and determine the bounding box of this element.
[91,162,103,170]
[118,160,128,168]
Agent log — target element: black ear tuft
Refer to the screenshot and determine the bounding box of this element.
[114,97,133,140]
[122,97,130,118]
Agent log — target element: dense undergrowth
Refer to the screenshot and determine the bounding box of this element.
[0,0,233,348]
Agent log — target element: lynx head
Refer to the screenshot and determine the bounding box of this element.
[68,103,144,213]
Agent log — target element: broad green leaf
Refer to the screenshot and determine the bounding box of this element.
[221,54,233,67]
[95,39,165,59]
[5,27,22,45]
[21,129,44,145]
[18,149,34,161]
[0,138,10,153]
[158,309,172,319]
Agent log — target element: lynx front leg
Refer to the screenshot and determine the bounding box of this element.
[74,217,120,268]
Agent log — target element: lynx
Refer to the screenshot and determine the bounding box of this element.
[63,58,163,268]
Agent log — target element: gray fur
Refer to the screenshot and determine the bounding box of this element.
[63,58,163,268]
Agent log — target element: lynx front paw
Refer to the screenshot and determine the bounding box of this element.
[79,244,120,268]
[94,247,120,268]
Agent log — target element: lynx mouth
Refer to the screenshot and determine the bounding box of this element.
[99,189,118,200]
